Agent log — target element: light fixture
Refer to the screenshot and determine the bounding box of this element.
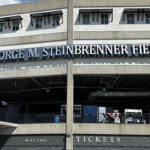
[2,101,7,106]
[102,87,107,92]
[46,89,50,93]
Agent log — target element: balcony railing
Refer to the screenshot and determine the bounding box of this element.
[0,111,66,124]
[0,111,150,124]
[74,113,150,124]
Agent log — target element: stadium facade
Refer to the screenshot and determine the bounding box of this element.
[0,0,150,149]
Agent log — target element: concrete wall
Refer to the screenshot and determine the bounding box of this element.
[74,7,150,32]
[0,1,150,147]
[0,9,67,40]
[74,31,150,40]
[73,123,150,135]
[0,32,67,46]
[0,59,67,79]
[0,123,65,135]
[73,39,150,45]
[1,3,150,45]
[1,123,150,135]
[1,3,150,44]
[0,0,150,18]
[0,41,67,79]
[74,65,150,75]
[74,0,150,7]
[0,0,67,16]
[1,57,150,79]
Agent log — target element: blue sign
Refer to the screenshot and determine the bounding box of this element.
[0,44,150,63]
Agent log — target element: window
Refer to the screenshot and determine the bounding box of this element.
[36,18,42,29]
[145,13,150,24]
[53,15,60,26]
[127,14,134,24]
[83,14,90,24]
[0,22,4,32]
[101,14,109,24]
[13,20,20,31]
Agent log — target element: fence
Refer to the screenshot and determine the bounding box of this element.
[0,111,66,124]
[0,111,150,124]
[74,113,150,124]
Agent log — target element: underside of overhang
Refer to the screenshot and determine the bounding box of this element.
[0,121,18,128]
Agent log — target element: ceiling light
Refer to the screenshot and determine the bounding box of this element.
[46,89,50,93]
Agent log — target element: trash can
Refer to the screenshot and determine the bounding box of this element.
[54,115,59,123]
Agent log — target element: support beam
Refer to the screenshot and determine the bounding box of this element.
[66,60,74,150]
[67,0,74,44]
[89,91,150,97]
[66,0,74,149]
[88,91,150,103]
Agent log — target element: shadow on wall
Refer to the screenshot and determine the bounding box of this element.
[0,21,21,35]
[119,12,147,24]
[74,13,111,25]
[26,16,62,31]
[0,127,16,135]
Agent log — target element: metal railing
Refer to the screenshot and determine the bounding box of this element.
[18,113,66,124]
[0,111,150,124]
[74,113,150,124]
[0,111,66,124]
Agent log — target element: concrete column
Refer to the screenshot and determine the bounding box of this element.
[66,60,74,150]
[66,0,74,149]
[67,0,74,44]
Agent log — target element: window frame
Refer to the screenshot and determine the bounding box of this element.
[12,20,20,31]
[0,22,4,32]
[101,13,109,24]
[127,13,135,24]
[82,13,90,25]
[53,15,60,26]
[145,13,150,24]
[35,17,43,29]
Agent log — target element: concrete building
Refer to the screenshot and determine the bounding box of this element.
[0,0,150,149]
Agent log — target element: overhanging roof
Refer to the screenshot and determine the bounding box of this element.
[123,8,150,21]
[30,10,63,26]
[0,15,22,22]
[79,9,113,14]
[30,10,63,18]
[78,9,113,22]
[123,8,150,13]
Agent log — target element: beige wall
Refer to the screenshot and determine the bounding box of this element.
[0,0,67,16]
[74,0,150,7]
[73,123,150,135]
[1,123,150,135]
